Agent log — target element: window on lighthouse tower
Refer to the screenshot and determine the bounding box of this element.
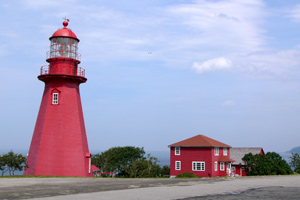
[52,93,59,105]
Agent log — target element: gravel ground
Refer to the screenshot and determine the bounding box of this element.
[0,175,299,200]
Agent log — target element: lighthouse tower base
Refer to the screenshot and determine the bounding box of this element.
[24,76,92,177]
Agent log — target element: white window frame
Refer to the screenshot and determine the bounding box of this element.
[220,162,225,171]
[175,161,181,170]
[215,161,218,171]
[175,147,180,155]
[214,147,219,156]
[223,147,227,156]
[52,93,59,105]
[192,161,205,171]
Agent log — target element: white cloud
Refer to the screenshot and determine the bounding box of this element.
[166,0,267,53]
[8,0,298,79]
[192,57,232,74]
[21,0,76,9]
[235,50,300,78]
[287,4,300,21]
[46,0,267,69]
[222,100,235,106]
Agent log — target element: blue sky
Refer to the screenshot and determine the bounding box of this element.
[1,0,300,153]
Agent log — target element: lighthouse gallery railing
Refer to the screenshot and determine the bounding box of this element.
[40,65,85,77]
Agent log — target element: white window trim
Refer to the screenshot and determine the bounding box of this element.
[175,147,180,155]
[175,161,181,170]
[52,93,59,105]
[215,147,219,156]
[192,161,205,171]
[223,147,227,156]
[215,161,218,171]
[220,162,225,171]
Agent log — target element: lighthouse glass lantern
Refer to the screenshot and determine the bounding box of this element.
[24,20,92,177]
[50,37,78,59]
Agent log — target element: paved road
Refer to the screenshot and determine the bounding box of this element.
[0,175,300,199]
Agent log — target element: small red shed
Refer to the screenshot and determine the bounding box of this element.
[91,165,100,172]
[230,147,265,176]
[169,135,234,177]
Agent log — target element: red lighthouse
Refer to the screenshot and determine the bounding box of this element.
[24,20,92,177]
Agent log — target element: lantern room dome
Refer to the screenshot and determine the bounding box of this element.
[49,20,79,41]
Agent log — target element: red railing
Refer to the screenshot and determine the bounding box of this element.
[40,65,85,77]
[96,172,116,175]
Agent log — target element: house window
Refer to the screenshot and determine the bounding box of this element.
[220,162,225,171]
[52,93,59,105]
[215,147,219,156]
[192,162,205,171]
[175,161,181,170]
[175,147,180,155]
[223,148,227,156]
[215,161,218,171]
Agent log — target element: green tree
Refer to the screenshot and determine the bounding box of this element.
[91,152,112,173]
[242,152,292,176]
[0,155,8,176]
[128,154,161,178]
[125,160,141,178]
[92,146,164,178]
[289,153,300,173]
[140,154,159,177]
[266,152,292,175]
[0,151,27,176]
[92,146,146,176]
[161,165,170,177]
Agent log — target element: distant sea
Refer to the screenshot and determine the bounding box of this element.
[0,149,170,176]
[146,151,170,167]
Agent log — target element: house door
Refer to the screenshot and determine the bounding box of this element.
[227,163,231,176]
[232,166,236,176]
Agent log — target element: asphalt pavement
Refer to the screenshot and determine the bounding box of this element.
[0,175,299,199]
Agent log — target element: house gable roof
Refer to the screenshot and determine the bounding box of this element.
[169,134,231,148]
[231,147,264,165]
[219,156,235,162]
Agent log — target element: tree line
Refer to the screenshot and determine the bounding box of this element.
[91,146,170,178]
[0,151,27,176]
[1,148,300,177]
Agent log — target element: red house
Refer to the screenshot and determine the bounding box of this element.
[169,135,234,177]
[230,147,265,176]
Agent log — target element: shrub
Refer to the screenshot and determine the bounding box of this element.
[176,172,198,178]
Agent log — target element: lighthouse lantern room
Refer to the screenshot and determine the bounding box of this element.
[24,20,92,177]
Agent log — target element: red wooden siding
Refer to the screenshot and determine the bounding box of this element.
[170,146,231,177]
